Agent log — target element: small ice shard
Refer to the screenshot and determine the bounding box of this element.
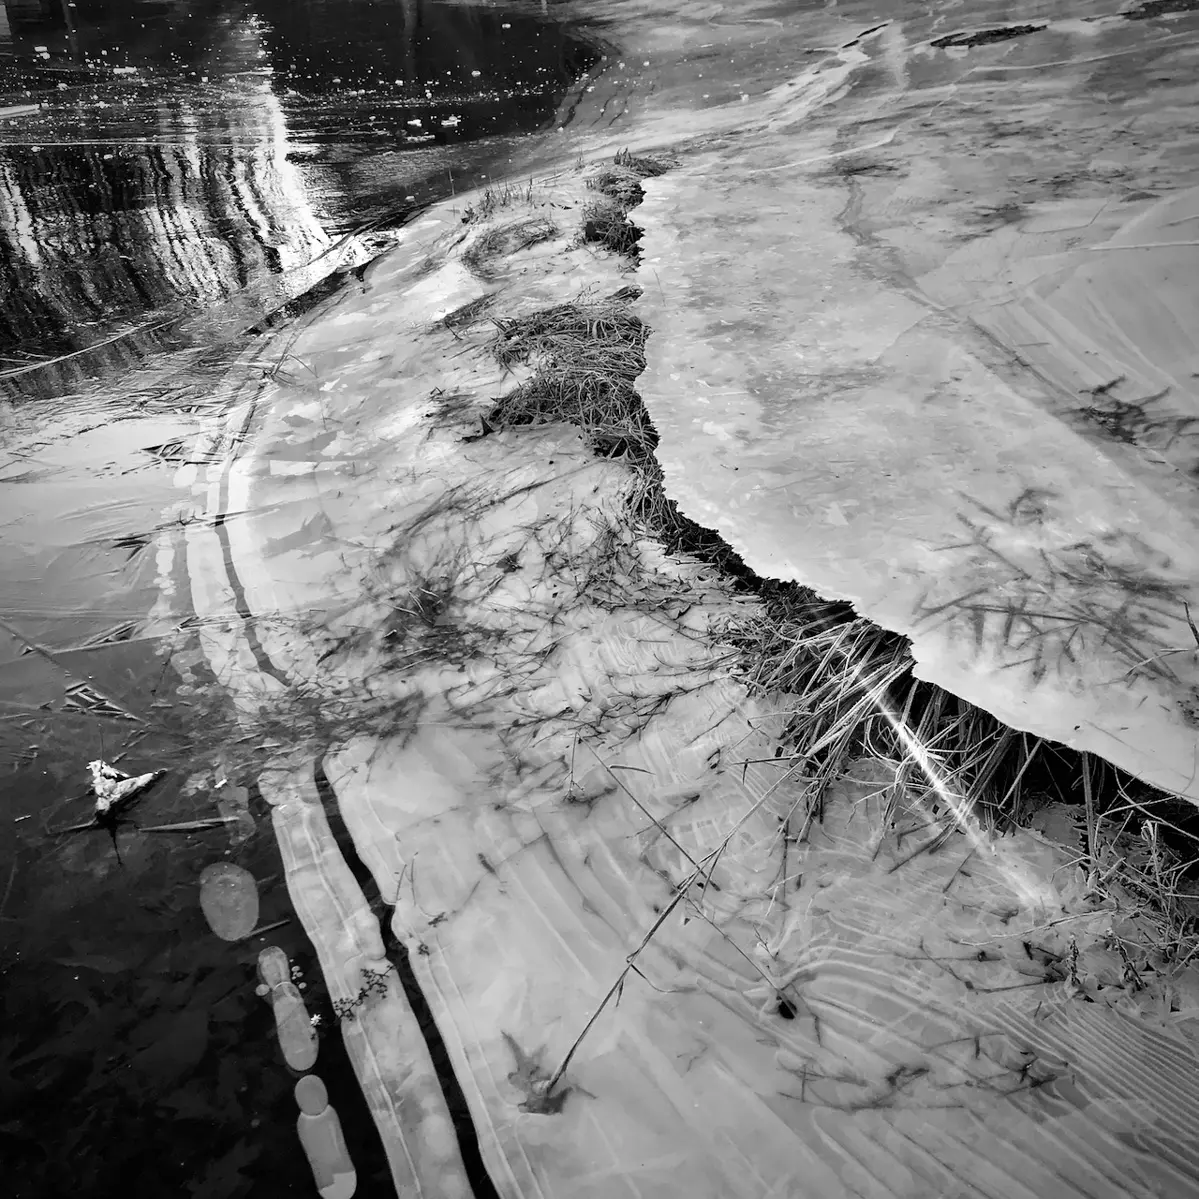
[142,817,237,834]
[258,946,318,1070]
[88,759,163,816]
[295,1075,356,1198]
[198,862,260,941]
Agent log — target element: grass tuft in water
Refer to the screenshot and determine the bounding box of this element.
[460,179,535,225]
[580,149,671,261]
[486,296,654,460]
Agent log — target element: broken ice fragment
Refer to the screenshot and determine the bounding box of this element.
[295,1075,356,1198]
[257,946,319,1070]
[68,683,139,720]
[272,982,319,1071]
[88,759,163,816]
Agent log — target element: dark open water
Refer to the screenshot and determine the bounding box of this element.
[0,3,602,1195]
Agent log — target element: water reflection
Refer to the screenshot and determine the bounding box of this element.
[0,0,600,397]
[0,89,330,392]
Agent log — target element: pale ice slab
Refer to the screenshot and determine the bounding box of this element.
[634,12,1199,800]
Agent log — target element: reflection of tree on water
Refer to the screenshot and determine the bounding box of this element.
[0,114,328,397]
[0,21,329,396]
[0,0,599,398]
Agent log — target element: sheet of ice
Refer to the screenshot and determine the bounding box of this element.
[633,13,1199,801]
[170,166,1199,1195]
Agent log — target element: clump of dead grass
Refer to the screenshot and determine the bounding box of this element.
[720,576,1199,966]
[715,584,1046,842]
[486,295,655,460]
[167,651,430,791]
[581,148,670,262]
[459,179,533,225]
[581,201,643,258]
[462,217,558,281]
[590,149,669,206]
[440,295,494,334]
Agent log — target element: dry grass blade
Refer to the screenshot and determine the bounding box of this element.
[0,316,172,382]
[440,295,494,333]
[544,883,689,1095]
[546,755,808,1097]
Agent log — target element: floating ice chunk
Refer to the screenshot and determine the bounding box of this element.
[198,862,259,941]
[257,944,291,990]
[272,982,319,1070]
[258,946,319,1070]
[88,759,162,816]
[295,1075,356,1198]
